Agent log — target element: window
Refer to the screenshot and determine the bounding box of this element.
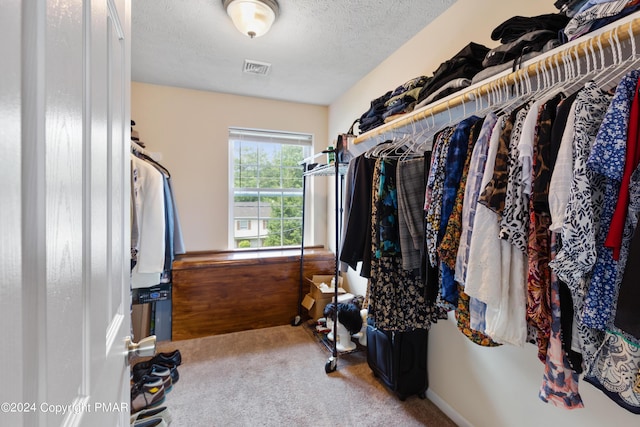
[229,128,312,249]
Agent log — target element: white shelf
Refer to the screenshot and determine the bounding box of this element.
[304,162,349,177]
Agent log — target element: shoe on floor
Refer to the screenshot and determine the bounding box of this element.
[131,377,165,414]
[133,365,173,393]
[135,350,181,369]
[130,406,172,425]
[133,351,181,385]
[131,417,167,427]
[152,350,181,366]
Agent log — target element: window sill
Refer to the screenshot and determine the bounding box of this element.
[172,246,331,270]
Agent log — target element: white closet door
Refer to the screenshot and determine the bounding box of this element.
[0,0,133,426]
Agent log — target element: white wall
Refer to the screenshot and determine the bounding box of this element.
[131,82,329,252]
[329,1,640,426]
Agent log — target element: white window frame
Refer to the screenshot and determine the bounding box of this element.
[228,127,312,250]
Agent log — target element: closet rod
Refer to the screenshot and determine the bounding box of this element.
[354,14,640,145]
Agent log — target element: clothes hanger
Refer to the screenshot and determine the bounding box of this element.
[495,70,532,115]
[593,29,624,91]
[399,120,428,161]
[377,127,412,159]
[532,53,570,102]
[416,107,440,153]
[364,134,391,158]
[562,39,600,95]
[597,25,640,93]
[558,45,580,94]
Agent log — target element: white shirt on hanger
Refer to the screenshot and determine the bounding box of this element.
[131,154,166,289]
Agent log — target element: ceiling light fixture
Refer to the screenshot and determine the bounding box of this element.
[223,0,279,39]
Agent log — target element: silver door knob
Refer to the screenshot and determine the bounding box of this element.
[126,335,156,363]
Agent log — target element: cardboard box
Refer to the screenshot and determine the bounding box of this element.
[301,293,332,320]
[307,275,345,301]
[301,293,357,320]
[302,275,347,320]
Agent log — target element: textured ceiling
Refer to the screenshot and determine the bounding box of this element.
[131,0,456,105]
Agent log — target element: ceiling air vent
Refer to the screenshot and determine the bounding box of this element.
[243,59,271,76]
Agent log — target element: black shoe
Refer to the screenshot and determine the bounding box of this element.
[150,350,182,367]
[133,361,179,385]
[133,350,181,383]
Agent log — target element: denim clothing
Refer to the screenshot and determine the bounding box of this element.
[359,91,392,133]
[437,116,482,304]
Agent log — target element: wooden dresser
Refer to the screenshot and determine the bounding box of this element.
[171,247,335,340]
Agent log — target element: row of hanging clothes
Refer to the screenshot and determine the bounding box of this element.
[340,21,640,413]
[130,121,185,290]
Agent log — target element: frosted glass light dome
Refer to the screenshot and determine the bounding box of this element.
[224,0,279,38]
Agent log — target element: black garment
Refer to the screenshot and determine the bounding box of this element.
[491,13,570,44]
[559,279,583,373]
[532,93,564,212]
[550,91,579,174]
[422,151,439,304]
[418,42,489,104]
[339,155,377,277]
[551,93,583,374]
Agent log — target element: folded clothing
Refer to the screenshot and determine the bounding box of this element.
[359,77,430,132]
[490,13,570,44]
[418,42,490,104]
[415,78,472,110]
[563,0,640,41]
[483,30,561,68]
[359,90,392,132]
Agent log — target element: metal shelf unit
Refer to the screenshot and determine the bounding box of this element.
[298,149,349,373]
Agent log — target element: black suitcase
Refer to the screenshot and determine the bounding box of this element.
[366,322,429,401]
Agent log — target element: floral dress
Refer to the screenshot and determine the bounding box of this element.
[583,70,640,330]
[369,158,446,331]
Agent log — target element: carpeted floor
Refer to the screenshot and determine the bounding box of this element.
[155,324,457,427]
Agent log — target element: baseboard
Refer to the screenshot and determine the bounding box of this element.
[426,389,474,427]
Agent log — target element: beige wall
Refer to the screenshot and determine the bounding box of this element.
[131,82,329,252]
[329,1,640,426]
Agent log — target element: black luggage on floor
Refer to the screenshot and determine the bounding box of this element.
[366,321,429,401]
